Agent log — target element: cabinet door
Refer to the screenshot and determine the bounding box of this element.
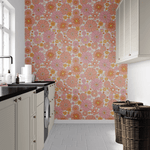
[48,113,54,134]
[116,7,120,62]
[17,94,30,150]
[50,98,54,119]
[48,85,52,100]
[37,103,44,150]
[131,0,139,56]
[119,0,125,60]
[125,0,131,58]
[51,83,55,99]
[48,97,54,134]
[0,98,15,150]
[30,114,37,150]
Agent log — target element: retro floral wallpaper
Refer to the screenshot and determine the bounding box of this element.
[25,0,127,120]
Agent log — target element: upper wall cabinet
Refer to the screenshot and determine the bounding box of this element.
[116,0,150,64]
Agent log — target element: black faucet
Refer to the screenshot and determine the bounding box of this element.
[0,56,13,64]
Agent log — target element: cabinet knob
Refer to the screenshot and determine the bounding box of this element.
[50,101,51,102]
[33,116,36,118]
[33,140,36,143]
[18,97,21,101]
[14,99,17,103]
[33,91,36,94]
[118,58,120,60]
[129,54,131,56]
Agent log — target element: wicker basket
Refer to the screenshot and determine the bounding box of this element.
[120,105,150,150]
[112,101,143,144]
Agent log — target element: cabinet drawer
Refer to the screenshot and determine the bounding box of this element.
[36,91,44,106]
[48,84,55,100]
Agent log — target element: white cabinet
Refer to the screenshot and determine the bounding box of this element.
[116,0,150,64]
[48,83,55,133]
[17,95,30,150]
[15,91,34,150]
[0,97,15,150]
[36,91,44,150]
[0,89,45,150]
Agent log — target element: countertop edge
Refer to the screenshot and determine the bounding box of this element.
[0,87,37,102]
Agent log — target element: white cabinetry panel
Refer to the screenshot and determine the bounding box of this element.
[116,8,120,61]
[37,103,44,150]
[119,0,125,60]
[48,83,55,133]
[125,0,131,58]
[17,96,30,150]
[0,98,15,150]
[116,0,150,64]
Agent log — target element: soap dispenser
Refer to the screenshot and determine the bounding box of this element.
[6,70,12,84]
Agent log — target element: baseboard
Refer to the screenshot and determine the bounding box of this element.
[54,120,114,124]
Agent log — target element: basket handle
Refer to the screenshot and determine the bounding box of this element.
[135,103,139,109]
[126,100,130,105]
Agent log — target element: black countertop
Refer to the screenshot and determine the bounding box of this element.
[0,86,37,102]
[0,81,55,102]
[8,81,55,86]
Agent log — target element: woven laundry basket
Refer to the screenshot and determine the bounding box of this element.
[112,101,143,144]
[120,105,150,150]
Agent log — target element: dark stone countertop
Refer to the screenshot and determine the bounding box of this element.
[8,81,55,87]
[0,86,37,102]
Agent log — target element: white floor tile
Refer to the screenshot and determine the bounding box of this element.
[43,123,123,150]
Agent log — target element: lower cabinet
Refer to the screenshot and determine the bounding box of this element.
[0,90,45,150]
[36,95,44,150]
[48,83,55,133]
[34,91,44,150]
[0,97,15,150]
[17,95,30,150]
[30,114,37,150]
[15,91,35,150]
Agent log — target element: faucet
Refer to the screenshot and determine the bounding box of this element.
[0,56,13,64]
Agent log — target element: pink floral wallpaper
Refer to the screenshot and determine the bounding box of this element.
[25,0,127,120]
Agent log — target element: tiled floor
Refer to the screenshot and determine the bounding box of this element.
[43,124,123,150]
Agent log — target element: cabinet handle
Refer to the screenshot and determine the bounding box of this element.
[52,113,53,115]
[50,101,51,102]
[50,116,51,118]
[33,116,36,118]
[33,91,36,94]
[14,99,17,103]
[18,97,21,101]
[118,58,120,60]
[33,140,36,143]
[129,54,131,56]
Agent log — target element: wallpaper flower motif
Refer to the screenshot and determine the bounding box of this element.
[25,0,127,120]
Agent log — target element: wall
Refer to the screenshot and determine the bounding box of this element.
[25,0,128,120]
[128,60,150,105]
[8,0,25,74]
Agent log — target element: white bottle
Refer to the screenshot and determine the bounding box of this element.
[6,70,12,84]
